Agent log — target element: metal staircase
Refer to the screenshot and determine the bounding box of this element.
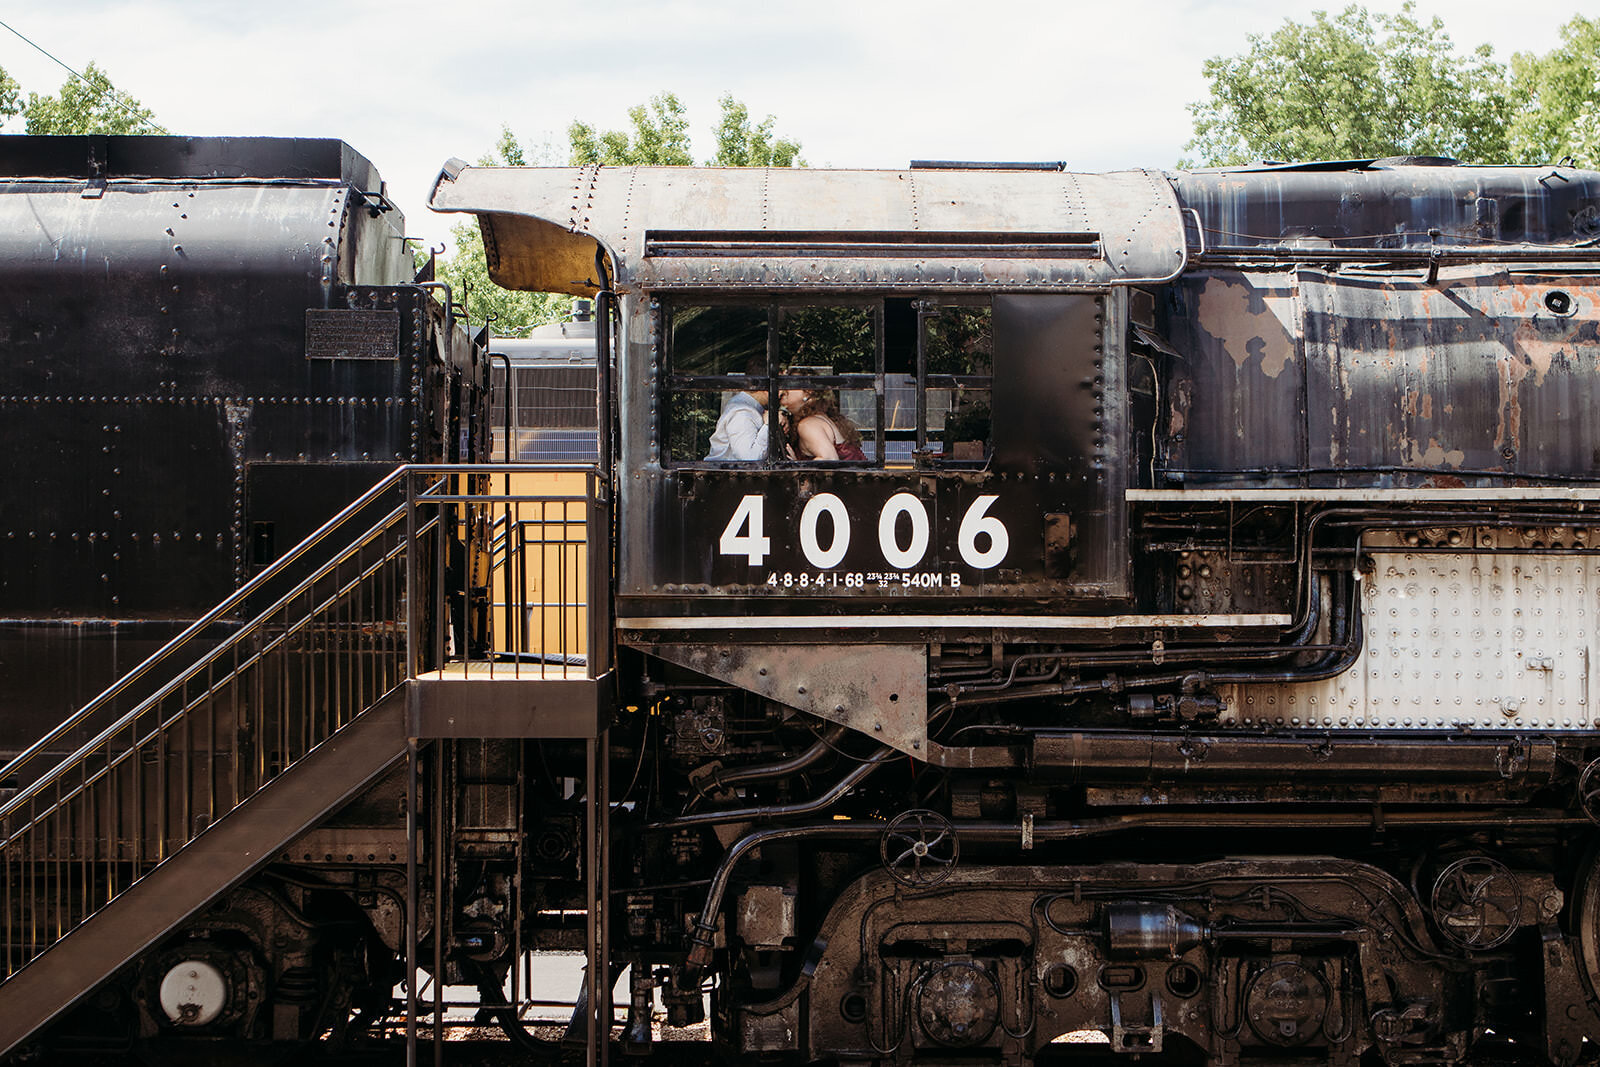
[0,465,610,1057]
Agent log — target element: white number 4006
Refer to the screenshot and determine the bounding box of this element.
[717,493,1008,571]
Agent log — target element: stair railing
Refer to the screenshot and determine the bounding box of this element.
[0,464,608,978]
[0,466,415,793]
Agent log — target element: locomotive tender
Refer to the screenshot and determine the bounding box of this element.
[0,135,484,752]
[3,135,1600,1067]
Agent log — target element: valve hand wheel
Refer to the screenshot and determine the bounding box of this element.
[1430,856,1522,950]
[880,809,959,888]
[1578,759,1600,824]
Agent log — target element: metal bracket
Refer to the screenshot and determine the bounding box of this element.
[1110,991,1164,1054]
[648,643,927,754]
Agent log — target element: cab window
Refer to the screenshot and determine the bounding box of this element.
[662,296,994,467]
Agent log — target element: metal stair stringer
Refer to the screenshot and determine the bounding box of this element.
[0,685,409,1058]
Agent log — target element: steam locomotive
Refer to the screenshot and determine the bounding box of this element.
[5,135,1600,1067]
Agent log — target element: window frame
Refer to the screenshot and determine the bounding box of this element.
[914,297,995,468]
[658,293,994,470]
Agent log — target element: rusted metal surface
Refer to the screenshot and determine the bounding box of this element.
[1163,268,1600,486]
[1174,162,1600,251]
[429,164,1189,294]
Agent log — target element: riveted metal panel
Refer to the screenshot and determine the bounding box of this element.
[1222,550,1600,730]
[646,642,927,754]
[429,165,1188,293]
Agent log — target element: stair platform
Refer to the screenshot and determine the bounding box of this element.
[407,663,612,739]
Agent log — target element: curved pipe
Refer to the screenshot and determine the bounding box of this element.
[701,723,850,795]
[415,280,456,359]
[945,568,1361,710]
[933,558,1349,709]
[650,745,892,830]
[683,806,1581,968]
[1207,563,1362,686]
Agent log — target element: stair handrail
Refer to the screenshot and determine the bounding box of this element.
[0,460,612,1004]
[0,514,427,834]
[0,462,609,796]
[0,505,423,837]
[0,465,415,787]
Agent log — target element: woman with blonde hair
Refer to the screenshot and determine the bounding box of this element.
[778,387,867,461]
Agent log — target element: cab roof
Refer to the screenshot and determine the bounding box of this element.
[428,163,1190,296]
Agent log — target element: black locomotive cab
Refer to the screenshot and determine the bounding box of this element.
[431,164,1288,754]
[654,289,1127,601]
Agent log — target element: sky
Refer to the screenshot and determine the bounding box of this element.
[0,0,1584,252]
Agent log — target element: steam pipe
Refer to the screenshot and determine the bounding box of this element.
[650,745,892,829]
[937,568,1360,712]
[699,723,851,796]
[683,807,1580,969]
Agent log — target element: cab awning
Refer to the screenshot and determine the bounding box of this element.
[428,162,1190,296]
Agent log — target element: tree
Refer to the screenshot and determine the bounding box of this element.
[1508,15,1600,166]
[1184,4,1512,166]
[569,92,693,166]
[0,68,19,128]
[432,127,569,338]
[1574,107,1600,168]
[22,61,159,135]
[710,93,802,167]
[443,96,802,336]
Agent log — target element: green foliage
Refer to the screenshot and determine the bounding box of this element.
[491,124,528,168]
[778,306,874,373]
[569,92,693,166]
[567,92,804,169]
[444,97,802,337]
[710,94,802,167]
[429,125,567,337]
[667,392,722,461]
[0,68,20,126]
[23,61,159,135]
[923,306,994,376]
[1575,108,1600,169]
[1508,15,1600,166]
[1185,4,1512,166]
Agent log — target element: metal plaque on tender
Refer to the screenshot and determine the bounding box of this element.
[304,309,400,360]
